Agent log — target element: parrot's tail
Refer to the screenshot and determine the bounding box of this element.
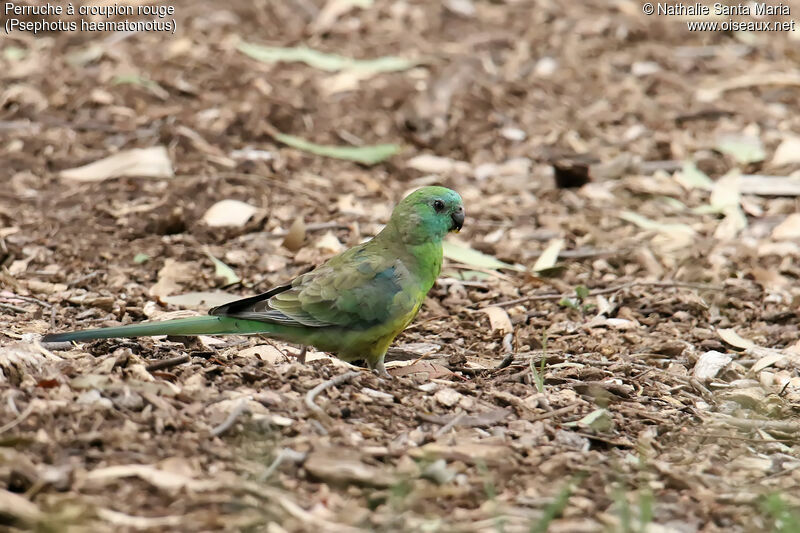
[41,316,270,343]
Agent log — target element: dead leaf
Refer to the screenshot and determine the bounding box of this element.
[620,211,695,236]
[319,70,374,96]
[750,267,790,290]
[70,375,179,396]
[201,199,259,227]
[315,231,344,253]
[739,175,800,196]
[714,206,747,241]
[587,317,639,330]
[675,161,714,190]
[434,387,463,407]
[149,259,195,298]
[389,361,452,379]
[709,170,741,211]
[205,251,240,285]
[418,409,510,428]
[237,345,288,364]
[0,489,42,526]
[60,147,174,182]
[772,214,800,240]
[693,350,733,380]
[772,135,800,166]
[565,408,613,432]
[718,328,756,350]
[752,352,786,373]
[95,509,183,529]
[0,342,60,383]
[480,306,513,334]
[25,280,68,294]
[86,464,218,492]
[532,238,564,272]
[474,158,531,181]
[304,449,394,487]
[716,134,765,164]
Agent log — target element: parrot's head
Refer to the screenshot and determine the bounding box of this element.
[390,186,465,244]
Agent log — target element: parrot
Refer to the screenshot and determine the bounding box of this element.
[42,186,465,376]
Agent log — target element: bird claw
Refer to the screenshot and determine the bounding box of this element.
[371,360,392,379]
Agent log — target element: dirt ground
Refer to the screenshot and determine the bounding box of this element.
[2,0,800,531]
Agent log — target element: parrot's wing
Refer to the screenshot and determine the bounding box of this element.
[208,283,292,318]
[210,246,417,329]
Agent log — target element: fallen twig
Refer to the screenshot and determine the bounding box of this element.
[304,371,361,423]
[39,340,73,351]
[210,398,251,437]
[416,409,510,428]
[33,340,63,361]
[67,271,101,287]
[493,332,515,370]
[434,411,466,437]
[0,303,28,313]
[0,401,35,435]
[0,295,52,308]
[296,346,307,364]
[257,448,308,482]
[529,403,582,422]
[502,333,513,353]
[146,354,190,372]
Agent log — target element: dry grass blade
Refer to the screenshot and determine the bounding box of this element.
[304,371,361,425]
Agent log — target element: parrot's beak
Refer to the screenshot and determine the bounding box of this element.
[450,206,465,232]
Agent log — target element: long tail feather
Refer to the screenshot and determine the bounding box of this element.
[41,316,276,343]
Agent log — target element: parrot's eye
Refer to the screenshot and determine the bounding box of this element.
[432,199,445,212]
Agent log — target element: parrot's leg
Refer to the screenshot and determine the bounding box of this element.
[297,346,307,364]
[369,355,392,379]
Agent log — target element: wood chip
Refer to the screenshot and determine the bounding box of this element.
[693,350,733,380]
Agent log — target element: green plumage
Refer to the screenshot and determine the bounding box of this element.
[42,186,465,375]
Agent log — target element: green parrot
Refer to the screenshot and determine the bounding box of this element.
[42,186,465,376]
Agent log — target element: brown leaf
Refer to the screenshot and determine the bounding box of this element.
[480,306,513,334]
[389,361,453,379]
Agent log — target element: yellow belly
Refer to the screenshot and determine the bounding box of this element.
[333,301,423,363]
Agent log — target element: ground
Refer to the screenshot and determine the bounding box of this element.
[2,1,800,531]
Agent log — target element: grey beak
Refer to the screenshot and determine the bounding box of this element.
[451,206,465,232]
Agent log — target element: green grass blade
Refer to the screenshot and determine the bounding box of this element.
[272,132,400,165]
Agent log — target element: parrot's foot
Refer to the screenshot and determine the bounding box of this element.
[297,346,307,364]
[371,359,392,379]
